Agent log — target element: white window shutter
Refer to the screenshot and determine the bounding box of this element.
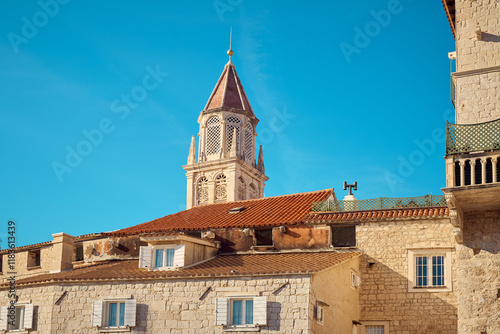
[0,306,8,331]
[91,301,104,327]
[23,304,34,329]
[139,246,152,268]
[215,298,228,326]
[124,299,136,327]
[173,244,185,267]
[253,296,267,326]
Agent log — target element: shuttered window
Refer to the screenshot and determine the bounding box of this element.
[215,296,267,327]
[92,299,136,328]
[139,245,185,269]
[0,303,33,331]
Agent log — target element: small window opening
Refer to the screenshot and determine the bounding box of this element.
[229,206,246,214]
[474,159,482,184]
[0,256,3,273]
[331,226,356,247]
[27,249,41,268]
[485,158,493,183]
[464,160,471,185]
[255,229,273,246]
[454,161,461,186]
[75,245,84,262]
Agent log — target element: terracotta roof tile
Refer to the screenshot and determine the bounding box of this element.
[9,251,360,286]
[302,207,449,223]
[105,189,333,236]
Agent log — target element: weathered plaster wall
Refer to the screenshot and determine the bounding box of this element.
[310,255,360,334]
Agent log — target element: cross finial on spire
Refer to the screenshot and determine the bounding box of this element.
[227,26,234,60]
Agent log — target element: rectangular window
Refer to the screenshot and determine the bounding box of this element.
[231,299,254,325]
[8,306,25,331]
[366,325,385,334]
[107,302,125,327]
[415,255,445,288]
[27,249,41,268]
[408,249,452,292]
[331,226,356,247]
[75,245,84,262]
[360,321,389,334]
[154,248,175,268]
[255,229,273,246]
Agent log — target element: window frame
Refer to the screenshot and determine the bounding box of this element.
[360,320,389,334]
[152,246,176,269]
[215,295,267,330]
[407,248,453,292]
[7,305,25,332]
[103,300,126,328]
[330,225,356,248]
[228,297,254,327]
[254,228,273,247]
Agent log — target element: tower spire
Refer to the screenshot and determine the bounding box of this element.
[187,136,196,164]
[227,26,234,61]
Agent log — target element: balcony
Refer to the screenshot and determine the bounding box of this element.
[446,118,500,155]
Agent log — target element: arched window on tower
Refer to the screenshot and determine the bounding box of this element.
[225,115,241,153]
[249,183,257,199]
[244,123,254,163]
[197,176,209,205]
[238,177,246,200]
[215,173,227,201]
[206,116,221,156]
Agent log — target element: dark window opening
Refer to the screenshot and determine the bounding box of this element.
[28,249,41,268]
[0,256,3,273]
[75,245,84,262]
[464,160,471,185]
[186,231,202,239]
[486,158,493,183]
[474,159,482,184]
[454,161,461,186]
[255,229,273,246]
[331,226,356,247]
[497,158,500,182]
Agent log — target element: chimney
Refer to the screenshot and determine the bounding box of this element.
[50,233,75,273]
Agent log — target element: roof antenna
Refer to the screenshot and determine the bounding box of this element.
[227,26,234,61]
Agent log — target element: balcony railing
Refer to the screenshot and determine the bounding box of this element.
[446,118,500,155]
[311,194,446,212]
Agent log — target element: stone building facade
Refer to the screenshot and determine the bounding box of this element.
[0,1,499,333]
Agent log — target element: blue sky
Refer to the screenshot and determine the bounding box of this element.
[1,0,455,247]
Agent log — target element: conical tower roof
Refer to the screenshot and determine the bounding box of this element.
[203,60,255,120]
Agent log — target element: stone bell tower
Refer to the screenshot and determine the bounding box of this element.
[183,49,268,209]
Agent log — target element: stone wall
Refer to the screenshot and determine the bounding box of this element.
[456,210,500,334]
[1,275,314,334]
[356,218,458,333]
[454,0,500,123]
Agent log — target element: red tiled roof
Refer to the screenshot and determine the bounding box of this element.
[302,207,449,223]
[105,189,333,235]
[9,251,360,287]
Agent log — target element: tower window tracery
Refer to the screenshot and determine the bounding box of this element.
[249,183,257,199]
[225,115,241,153]
[206,116,221,156]
[215,173,227,200]
[196,176,209,205]
[244,123,253,162]
[238,177,246,200]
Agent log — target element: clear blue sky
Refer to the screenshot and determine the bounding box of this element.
[1,0,455,247]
